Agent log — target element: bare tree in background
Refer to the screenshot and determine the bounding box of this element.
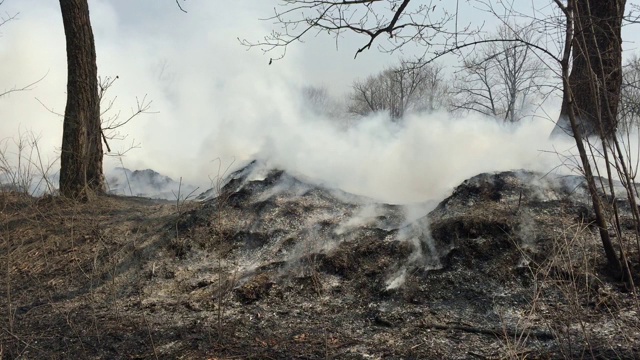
[349,72,387,118]
[451,24,546,123]
[619,55,640,132]
[301,85,348,120]
[417,62,449,113]
[302,86,331,115]
[349,60,448,120]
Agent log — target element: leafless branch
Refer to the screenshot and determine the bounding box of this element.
[35,97,63,117]
[0,72,48,98]
[175,0,187,13]
[242,0,460,60]
[0,6,17,30]
[95,76,156,155]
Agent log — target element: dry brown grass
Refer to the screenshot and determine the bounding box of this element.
[502,214,640,359]
[0,190,177,358]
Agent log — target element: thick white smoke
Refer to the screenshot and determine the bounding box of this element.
[0,1,579,204]
[250,106,577,204]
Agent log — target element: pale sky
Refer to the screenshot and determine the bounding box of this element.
[0,1,638,203]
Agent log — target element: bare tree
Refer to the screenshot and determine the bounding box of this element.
[619,55,640,131]
[450,24,547,123]
[552,0,626,139]
[552,0,634,281]
[349,70,394,118]
[57,1,154,199]
[301,85,348,120]
[58,0,104,199]
[415,61,449,113]
[348,60,448,120]
[302,85,331,114]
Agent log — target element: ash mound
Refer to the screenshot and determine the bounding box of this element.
[106,167,199,199]
[189,163,595,286]
[178,160,425,292]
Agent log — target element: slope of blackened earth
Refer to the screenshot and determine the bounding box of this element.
[1,165,639,359]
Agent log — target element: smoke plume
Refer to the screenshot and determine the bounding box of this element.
[0,1,578,204]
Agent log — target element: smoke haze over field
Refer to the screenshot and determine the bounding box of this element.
[0,1,590,204]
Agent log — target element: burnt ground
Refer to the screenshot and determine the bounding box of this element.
[1,165,640,359]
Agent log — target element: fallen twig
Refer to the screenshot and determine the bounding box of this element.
[420,321,554,341]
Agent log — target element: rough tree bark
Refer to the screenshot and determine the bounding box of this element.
[552,0,626,139]
[58,0,104,199]
[554,0,624,277]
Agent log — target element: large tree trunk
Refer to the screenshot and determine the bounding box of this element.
[554,0,626,274]
[552,0,626,139]
[59,0,104,199]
